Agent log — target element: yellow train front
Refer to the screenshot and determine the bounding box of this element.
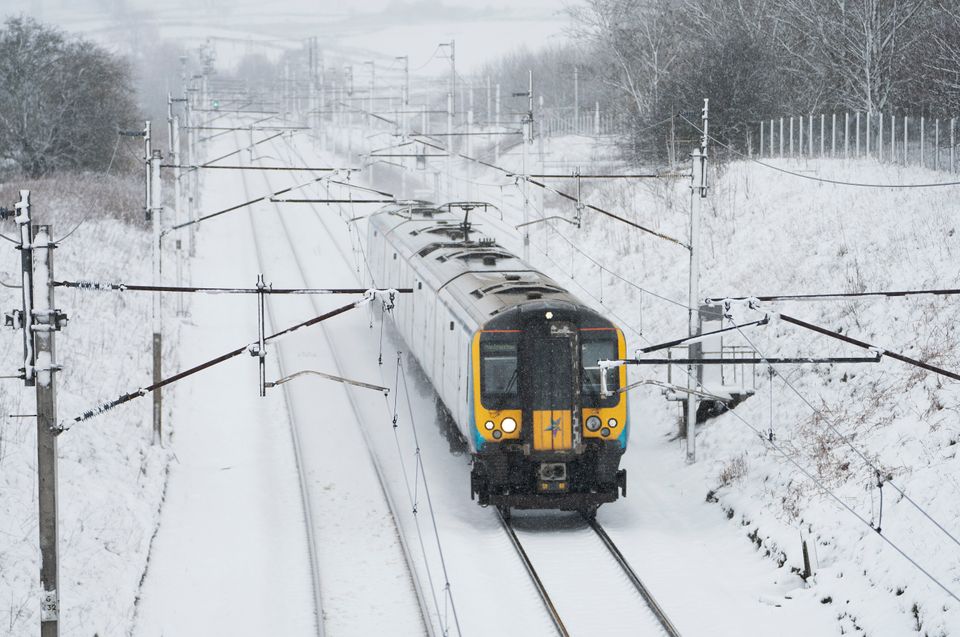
[366,201,628,517]
[469,301,628,516]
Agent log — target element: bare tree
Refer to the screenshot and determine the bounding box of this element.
[568,0,680,120]
[923,1,960,112]
[0,17,140,177]
[775,0,926,113]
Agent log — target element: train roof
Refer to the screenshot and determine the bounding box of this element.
[368,201,614,329]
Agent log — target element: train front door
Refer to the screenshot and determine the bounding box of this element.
[527,335,575,452]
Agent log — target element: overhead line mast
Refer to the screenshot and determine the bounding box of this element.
[686,99,708,464]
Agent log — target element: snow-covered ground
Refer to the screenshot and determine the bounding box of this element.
[133,145,319,636]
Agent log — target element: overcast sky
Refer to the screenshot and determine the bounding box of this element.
[7,0,574,72]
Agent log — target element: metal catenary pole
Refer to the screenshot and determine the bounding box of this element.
[521,70,533,261]
[446,92,454,199]
[151,146,163,444]
[34,222,66,637]
[169,97,187,317]
[573,65,579,133]
[686,98,709,464]
[449,39,456,119]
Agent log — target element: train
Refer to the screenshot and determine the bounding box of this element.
[366,201,628,517]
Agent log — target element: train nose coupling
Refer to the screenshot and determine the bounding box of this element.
[538,462,568,482]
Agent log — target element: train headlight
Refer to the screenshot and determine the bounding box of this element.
[585,415,602,432]
[501,417,517,434]
[608,418,618,428]
[484,420,495,431]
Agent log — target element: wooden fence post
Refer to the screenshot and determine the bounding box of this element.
[920,116,925,168]
[904,115,909,164]
[820,113,825,156]
[832,113,837,156]
[779,117,784,158]
[879,113,884,162]
[936,119,940,171]
[799,115,803,156]
[844,112,850,158]
[790,116,794,157]
[951,118,956,173]
[891,113,896,163]
[855,111,861,157]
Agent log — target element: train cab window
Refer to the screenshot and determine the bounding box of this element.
[480,340,519,408]
[581,338,619,408]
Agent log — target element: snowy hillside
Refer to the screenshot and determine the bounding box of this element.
[0,175,174,635]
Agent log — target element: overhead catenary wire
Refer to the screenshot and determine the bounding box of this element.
[398,358,463,636]
[707,287,960,303]
[59,297,370,432]
[52,280,412,295]
[262,131,459,635]
[160,164,349,172]
[519,186,695,313]
[407,133,689,248]
[731,321,960,551]
[201,131,286,167]
[720,382,960,603]
[779,313,960,383]
[163,174,330,233]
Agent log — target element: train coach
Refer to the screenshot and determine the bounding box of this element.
[366,201,628,517]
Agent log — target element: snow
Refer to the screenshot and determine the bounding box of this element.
[136,124,424,635]
[133,142,318,635]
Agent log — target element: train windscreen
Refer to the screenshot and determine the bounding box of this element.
[581,337,619,408]
[480,340,519,408]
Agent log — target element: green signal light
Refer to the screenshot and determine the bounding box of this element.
[212,99,220,110]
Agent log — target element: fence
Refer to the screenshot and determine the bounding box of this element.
[749,112,960,172]
[541,110,621,137]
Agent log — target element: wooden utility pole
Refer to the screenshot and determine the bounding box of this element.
[3,191,67,635]
[34,221,64,637]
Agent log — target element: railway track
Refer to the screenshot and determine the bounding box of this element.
[500,511,682,637]
[247,127,681,636]
[308,129,682,636]
[233,129,433,636]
